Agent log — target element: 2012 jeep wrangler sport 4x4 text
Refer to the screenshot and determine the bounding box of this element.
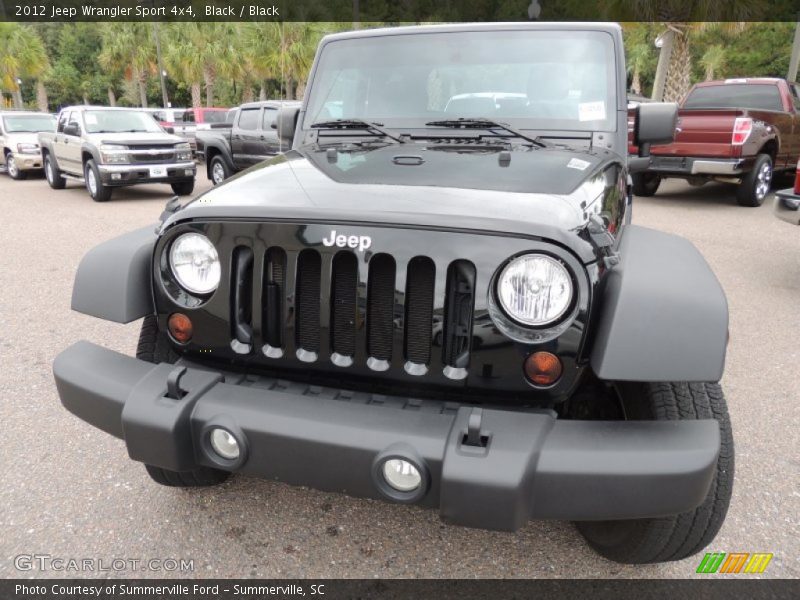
[53,23,733,565]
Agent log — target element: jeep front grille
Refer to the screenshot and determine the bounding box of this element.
[154,221,591,399]
[227,245,476,378]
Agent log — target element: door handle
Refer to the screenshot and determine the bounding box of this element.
[259,135,266,140]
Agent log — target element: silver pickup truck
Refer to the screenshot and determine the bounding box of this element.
[38,106,196,202]
[0,111,56,180]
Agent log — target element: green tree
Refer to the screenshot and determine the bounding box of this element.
[700,45,726,81]
[98,23,154,107]
[0,23,50,109]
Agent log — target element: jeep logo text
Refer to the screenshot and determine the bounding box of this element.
[322,230,372,252]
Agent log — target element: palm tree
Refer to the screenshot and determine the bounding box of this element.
[700,45,727,81]
[607,2,755,102]
[98,23,153,107]
[0,23,49,109]
[244,22,331,100]
[623,23,656,95]
[163,23,205,109]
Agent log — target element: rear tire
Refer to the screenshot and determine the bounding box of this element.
[85,159,112,202]
[576,382,734,564]
[737,153,772,207]
[6,153,27,180]
[136,315,230,488]
[44,153,66,189]
[632,173,661,197]
[171,179,195,196]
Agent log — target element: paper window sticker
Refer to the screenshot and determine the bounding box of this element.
[567,158,591,170]
[578,101,606,122]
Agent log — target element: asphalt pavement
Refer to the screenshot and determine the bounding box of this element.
[0,173,797,578]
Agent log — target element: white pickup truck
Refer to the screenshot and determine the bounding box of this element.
[38,106,196,202]
[0,111,56,180]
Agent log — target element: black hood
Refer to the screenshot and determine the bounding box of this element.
[165,143,623,263]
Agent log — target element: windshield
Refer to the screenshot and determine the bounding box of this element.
[3,114,56,133]
[304,29,617,132]
[683,84,783,112]
[83,110,164,133]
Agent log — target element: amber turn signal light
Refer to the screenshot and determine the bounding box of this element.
[524,351,562,386]
[168,313,193,344]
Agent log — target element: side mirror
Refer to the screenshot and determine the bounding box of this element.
[275,106,299,146]
[63,122,80,137]
[634,102,678,157]
[164,126,175,134]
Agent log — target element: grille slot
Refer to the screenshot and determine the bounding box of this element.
[442,260,476,369]
[404,257,436,364]
[263,247,286,349]
[230,246,254,352]
[295,249,321,353]
[330,252,358,357]
[366,254,396,361]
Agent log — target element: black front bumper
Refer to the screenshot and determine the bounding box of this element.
[53,341,720,531]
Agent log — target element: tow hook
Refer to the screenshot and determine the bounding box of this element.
[463,407,488,448]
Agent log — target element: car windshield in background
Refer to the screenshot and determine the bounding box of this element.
[83,110,164,133]
[304,29,617,132]
[3,114,56,133]
[683,84,784,111]
[204,111,228,124]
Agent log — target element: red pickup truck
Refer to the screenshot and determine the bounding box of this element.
[632,78,800,206]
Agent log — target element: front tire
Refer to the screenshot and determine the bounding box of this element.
[44,153,66,189]
[209,155,230,185]
[576,381,734,564]
[171,179,195,196]
[737,153,772,207]
[84,159,112,202]
[632,172,661,197]
[136,315,230,488]
[6,154,27,180]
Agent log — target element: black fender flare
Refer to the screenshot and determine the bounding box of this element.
[204,142,235,173]
[71,226,156,323]
[590,225,728,382]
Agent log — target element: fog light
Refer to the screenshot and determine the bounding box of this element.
[168,313,193,343]
[185,168,194,176]
[209,428,240,460]
[524,351,562,386]
[111,173,122,180]
[381,459,422,492]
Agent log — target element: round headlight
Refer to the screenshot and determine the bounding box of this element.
[169,233,221,295]
[496,254,573,326]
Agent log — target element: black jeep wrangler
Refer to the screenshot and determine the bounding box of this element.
[54,23,732,565]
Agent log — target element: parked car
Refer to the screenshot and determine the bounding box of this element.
[53,22,732,565]
[0,111,56,180]
[38,106,196,202]
[196,100,301,184]
[631,77,800,206]
[144,107,187,129]
[773,157,800,225]
[172,107,229,149]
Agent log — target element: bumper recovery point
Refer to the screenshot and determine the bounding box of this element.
[53,341,721,532]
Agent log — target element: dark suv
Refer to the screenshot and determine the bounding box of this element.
[53,23,732,565]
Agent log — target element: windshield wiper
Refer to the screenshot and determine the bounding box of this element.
[311,119,405,143]
[424,118,548,148]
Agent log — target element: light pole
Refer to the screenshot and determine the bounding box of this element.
[14,77,23,109]
[153,21,169,108]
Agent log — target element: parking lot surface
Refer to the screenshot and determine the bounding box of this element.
[0,175,798,578]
